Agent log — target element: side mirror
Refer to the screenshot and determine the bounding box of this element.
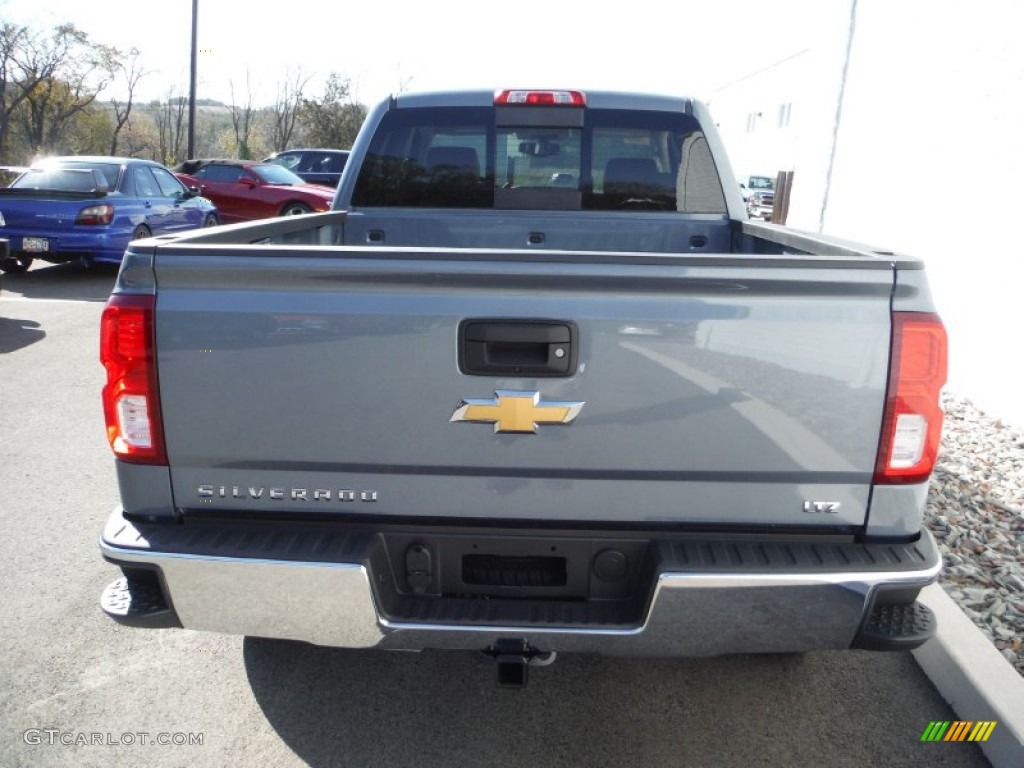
[240,176,257,187]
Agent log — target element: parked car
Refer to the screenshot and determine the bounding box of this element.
[739,174,776,220]
[0,156,219,273]
[172,159,335,223]
[738,173,775,199]
[263,148,349,188]
[746,189,775,220]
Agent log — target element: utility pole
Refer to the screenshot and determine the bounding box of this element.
[818,0,858,232]
[187,0,198,159]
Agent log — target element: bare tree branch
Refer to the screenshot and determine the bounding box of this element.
[228,71,255,159]
[154,88,188,165]
[108,47,147,155]
[269,68,310,152]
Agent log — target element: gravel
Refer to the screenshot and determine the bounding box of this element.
[925,392,1024,677]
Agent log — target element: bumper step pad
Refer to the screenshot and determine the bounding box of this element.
[852,601,935,651]
[100,574,180,629]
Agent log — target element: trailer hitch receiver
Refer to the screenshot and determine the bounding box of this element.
[480,638,557,688]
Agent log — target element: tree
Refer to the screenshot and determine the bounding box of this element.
[268,68,310,152]
[228,72,255,159]
[116,109,160,160]
[108,47,147,155]
[0,22,78,161]
[15,24,112,156]
[63,106,112,155]
[153,91,187,165]
[195,106,231,158]
[0,22,30,161]
[297,73,366,150]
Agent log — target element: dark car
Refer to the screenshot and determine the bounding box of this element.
[0,156,219,273]
[172,159,335,224]
[263,149,349,188]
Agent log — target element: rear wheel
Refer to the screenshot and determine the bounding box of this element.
[280,202,311,216]
[131,225,152,241]
[0,254,34,273]
[202,213,220,227]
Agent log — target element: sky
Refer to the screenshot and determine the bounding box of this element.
[0,0,834,108]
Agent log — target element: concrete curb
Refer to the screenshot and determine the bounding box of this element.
[912,583,1024,767]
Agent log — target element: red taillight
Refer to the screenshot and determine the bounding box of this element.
[494,90,586,106]
[874,312,947,484]
[100,294,166,465]
[76,203,114,225]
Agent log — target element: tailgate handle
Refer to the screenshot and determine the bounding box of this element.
[459,320,577,377]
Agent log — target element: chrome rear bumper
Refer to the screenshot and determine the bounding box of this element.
[99,509,941,656]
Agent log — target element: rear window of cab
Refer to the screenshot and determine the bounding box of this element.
[352,106,726,213]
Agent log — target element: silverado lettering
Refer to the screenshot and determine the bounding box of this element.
[197,485,378,502]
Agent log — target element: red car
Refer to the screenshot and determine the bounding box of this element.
[172,159,335,223]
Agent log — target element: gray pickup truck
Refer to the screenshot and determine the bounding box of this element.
[98,89,948,686]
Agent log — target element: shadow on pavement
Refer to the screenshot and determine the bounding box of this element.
[242,639,986,768]
[0,316,45,353]
[1,261,119,302]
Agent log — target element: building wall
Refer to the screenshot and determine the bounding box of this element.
[816,0,1024,428]
[711,0,1024,427]
[708,50,809,180]
[709,5,853,223]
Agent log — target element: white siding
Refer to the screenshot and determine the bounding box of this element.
[712,0,1024,427]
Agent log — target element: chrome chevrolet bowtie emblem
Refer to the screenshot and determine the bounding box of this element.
[450,390,585,433]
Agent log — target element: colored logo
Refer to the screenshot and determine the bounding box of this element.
[450,390,584,434]
[920,721,997,742]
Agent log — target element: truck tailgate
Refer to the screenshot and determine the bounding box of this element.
[152,246,894,529]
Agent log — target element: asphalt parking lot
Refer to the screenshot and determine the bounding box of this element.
[0,262,991,768]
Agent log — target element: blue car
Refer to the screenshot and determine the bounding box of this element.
[0,156,220,273]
